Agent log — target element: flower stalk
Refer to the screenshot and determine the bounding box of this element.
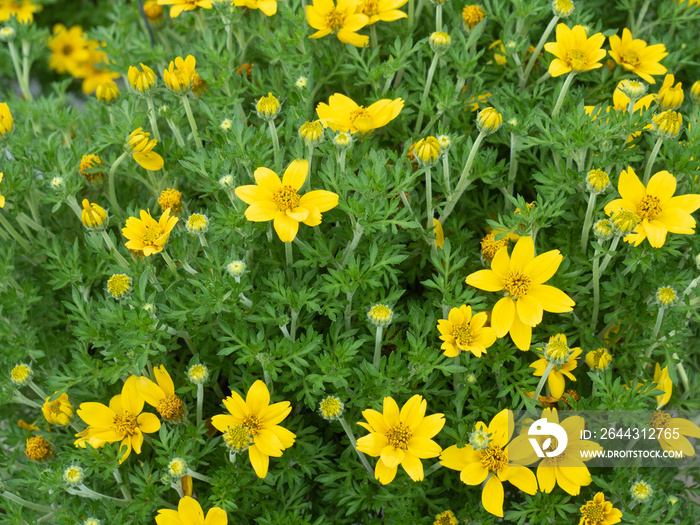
[112,467,132,501]
[146,96,161,141]
[1,490,53,513]
[643,137,663,185]
[181,95,201,149]
[268,120,280,167]
[552,71,576,118]
[533,361,555,400]
[373,325,384,370]
[521,15,559,88]
[100,231,130,268]
[580,193,597,252]
[439,131,485,224]
[413,52,440,135]
[108,152,129,217]
[338,416,375,477]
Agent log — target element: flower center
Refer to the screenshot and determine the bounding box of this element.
[590,349,609,368]
[349,107,373,132]
[580,501,605,525]
[361,0,378,16]
[142,226,164,244]
[325,9,346,32]
[452,324,474,347]
[636,194,662,220]
[157,395,185,421]
[272,185,301,211]
[504,270,531,298]
[49,401,63,415]
[650,411,670,429]
[480,444,507,472]
[224,424,253,451]
[567,49,589,70]
[113,411,138,436]
[386,422,412,449]
[622,50,640,66]
[62,44,74,56]
[242,415,262,435]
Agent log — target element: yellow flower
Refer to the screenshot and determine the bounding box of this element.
[107,274,132,300]
[603,167,700,248]
[691,80,700,104]
[234,0,281,15]
[134,366,186,423]
[143,1,164,22]
[95,80,120,104]
[234,159,339,242]
[429,31,451,53]
[0,102,14,135]
[318,396,344,419]
[126,128,165,171]
[42,393,74,426]
[488,40,506,66]
[656,286,677,307]
[480,231,510,260]
[462,5,485,30]
[649,410,700,457]
[579,492,622,525]
[25,435,52,461]
[256,93,280,120]
[437,305,497,358]
[48,24,90,76]
[543,24,607,77]
[650,363,673,408]
[630,480,653,502]
[356,394,445,485]
[186,213,209,234]
[10,363,32,385]
[585,348,612,371]
[434,510,457,525]
[0,0,38,23]
[612,81,656,112]
[367,303,393,325]
[0,172,5,208]
[608,28,667,84]
[299,120,324,146]
[476,107,503,134]
[440,409,537,517]
[413,136,441,165]
[652,109,682,139]
[316,93,404,134]
[356,0,407,25]
[75,376,161,463]
[658,74,684,110]
[157,0,212,18]
[163,55,197,94]
[156,496,227,525]
[127,63,157,94]
[530,334,581,398]
[306,0,370,48]
[122,209,178,256]
[465,236,575,351]
[211,380,296,478]
[158,188,183,214]
[81,199,108,230]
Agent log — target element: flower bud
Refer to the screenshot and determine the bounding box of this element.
[81,199,108,230]
[299,120,324,146]
[656,286,677,307]
[219,175,234,188]
[469,428,490,450]
[295,77,308,89]
[429,31,451,54]
[593,219,613,240]
[586,169,610,194]
[226,260,246,277]
[619,79,647,101]
[79,154,105,186]
[585,348,611,371]
[143,1,164,24]
[413,136,441,166]
[107,274,132,300]
[188,363,209,384]
[25,436,52,461]
[318,396,344,420]
[691,80,700,106]
[127,63,157,95]
[168,458,187,478]
[630,480,653,502]
[610,209,640,235]
[652,110,682,139]
[256,93,280,120]
[96,81,120,105]
[0,102,14,136]
[658,74,684,110]
[186,213,209,234]
[462,5,485,30]
[42,393,74,426]
[551,0,574,17]
[437,135,451,149]
[63,466,84,485]
[50,177,65,191]
[10,363,33,385]
[163,55,196,95]
[158,188,183,214]
[476,107,503,134]
[543,334,570,365]
[333,132,353,149]
[220,119,232,131]
[367,304,393,326]
[0,27,16,42]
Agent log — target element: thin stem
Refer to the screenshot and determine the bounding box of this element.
[196,383,204,425]
[370,25,378,49]
[441,151,451,194]
[591,250,601,331]
[652,306,665,339]
[0,213,33,252]
[338,416,375,477]
[166,117,186,147]
[27,380,47,400]
[7,41,32,101]
[146,97,161,141]
[341,222,364,268]
[414,52,440,135]
[580,193,597,253]
[452,356,461,393]
[373,325,384,370]
[551,71,576,118]
[108,152,129,217]
[598,236,621,275]
[435,4,442,31]
[181,96,201,149]
[113,467,132,501]
[438,132,485,224]
[672,352,690,393]
[187,470,212,483]
[533,361,556,401]
[643,137,663,184]
[408,0,414,27]
[1,491,54,513]
[633,0,652,35]
[521,16,559,89]
[344,291,355,331]
[20,39,33,100]
[160,249,181,279]
[268,120,280,167]
[506,132,519,209]
[285,241,293,272]
[100,231,130,268]
[239,293,253,309]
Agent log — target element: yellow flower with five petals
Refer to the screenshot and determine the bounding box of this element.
[437,305,496,358]
[316,93,404,134]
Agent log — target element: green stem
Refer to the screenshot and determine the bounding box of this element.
[414,52,440,135]
[1,491,54,513]
[552,71,576,118]
[187,470,212,483]
[435,4,442,31]
[160,249,180,279]
[344,291,355,331]
[100,231,130,268]
[425,165,433,237]
[108,152,128,217]
[598,236,621,275]
[533,361,556,401]
[408,0,414,27]
[166,117,186,147]
[20,39,33,101]
[438,132,485,224]
[196,383,203,425]
[521,16,559,89]
[338,416,375,477]
[506,132,518,208]
[441,150,451,194]
[146,97,161,142]
[341,221,364,268]
[7,41,32,101]
[370,25,378,49]
[112,467,132,501]
[643,137,663,184]
[268,120,280,167]
[373,325,384,370]
[0,213,33,252]
[591,250,601,331]
[580,193,597,253]
[633,0,651,35]
[453,355,461,393]
[672,352,690,393]
[652,306,665,339]
[181,96,201,149]
[285,241,293,271]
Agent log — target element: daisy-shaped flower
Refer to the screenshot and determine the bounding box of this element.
[608,28,667,84]
[0,0,38,23]
[465,236,575,351]
[604,167,700,248]
[649,411,700,457]
[579,492,622,525]
[530,334,581,399]
[211,380,296,478]
[306,0,370,47]
[163,55,196,94]
[122,208,179,256]
[234,0,281,16]
[1,102,14,136]
[134,366,187,423]
[316,93,404,134]
[75,376,161,463]
[356,0,407,25]
[440,409,537,517]
[234,159,339,242]
[157,0,212,18]
[509,409,602,496]
[356,394,445,485]
[543,24,607,77]
[437,304,496,358]
[125,128,164,171]
[156,496,227,525]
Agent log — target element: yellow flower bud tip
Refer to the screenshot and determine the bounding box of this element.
[630,480,653,502]
[79,154,105,185]
[468,429,490,450]
[158,105,169,116]
[0,27,16,41]
[652,110,682,139]
[226,260,246,277]
[619,79,647,101]
[63,466,84,485]
[43,392,74,426]
[96,81,120,104]
[476,107,503,134]
[127,63,157,94]
[0,102,14,135]
[25,435,52,461]
[333,132,353,149]
[434,510,458,525]
[466,373,477,383]
[143,0,163,22]
[186,213,209,234]
[610,208,640,235]
[543,334,570,364]
[507,117,518,126]
[658,74,684,110]
[295,77,308,89]
[593,219,614,240]
[163,55,197,94]
[586,348,611,370]
[220,119,233,131]
[691,80,700,105]
[81,199,108,230]
[126,128,157,153]
[656,286,677,307]
[188,363,209,384]
[437,135,451,149]
[368,304,393,326]
[667,496,678,505]
[168,458,187,477]
[462,5,486,30]
[50,177,65,190]
[551,0,574,17]
[143,303,156,316]
[429,31,451,53]
[224,424,253,452]
[256,92,280,120]
[319,396,344,419]
[158,188,183,214]
[299,120,324,146]
[414,136,441,165]
[11,363,33,385]
[586,169,610,193]
[219,175,234,188]
[107,274,132,300]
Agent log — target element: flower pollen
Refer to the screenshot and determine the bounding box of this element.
[386,422,412,449]
[113,411,138,436]
[242,414,262,435]
[272,185,301,211]
[452,324,474,346]
[224,424,252,451]
[504,270,531,298]
[157,395,185,421]
[480,444,507,472]
[636,195,662,220]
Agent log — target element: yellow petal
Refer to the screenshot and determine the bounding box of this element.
[618,166,645,204]
[491,297,515,338]
[509,236,534,270]
[482,475,504,517]
[254,167,282,191]
[465,269,504,292]
[179,495,204,523]
[356,432,389,456]
[282,159,308,190]
[154,365,175,397]
[298,190,339,213]
[383,397,400,427]
[523,250,563,284]
[400,450,424,481]
[273,213,299,242]
[374,457,398,485]
[527,284,575,313]
[133,151,164,171]
[509,313,532,351]
[246,380,271,415]
[204,508,228,525]
[248,444,270,478]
